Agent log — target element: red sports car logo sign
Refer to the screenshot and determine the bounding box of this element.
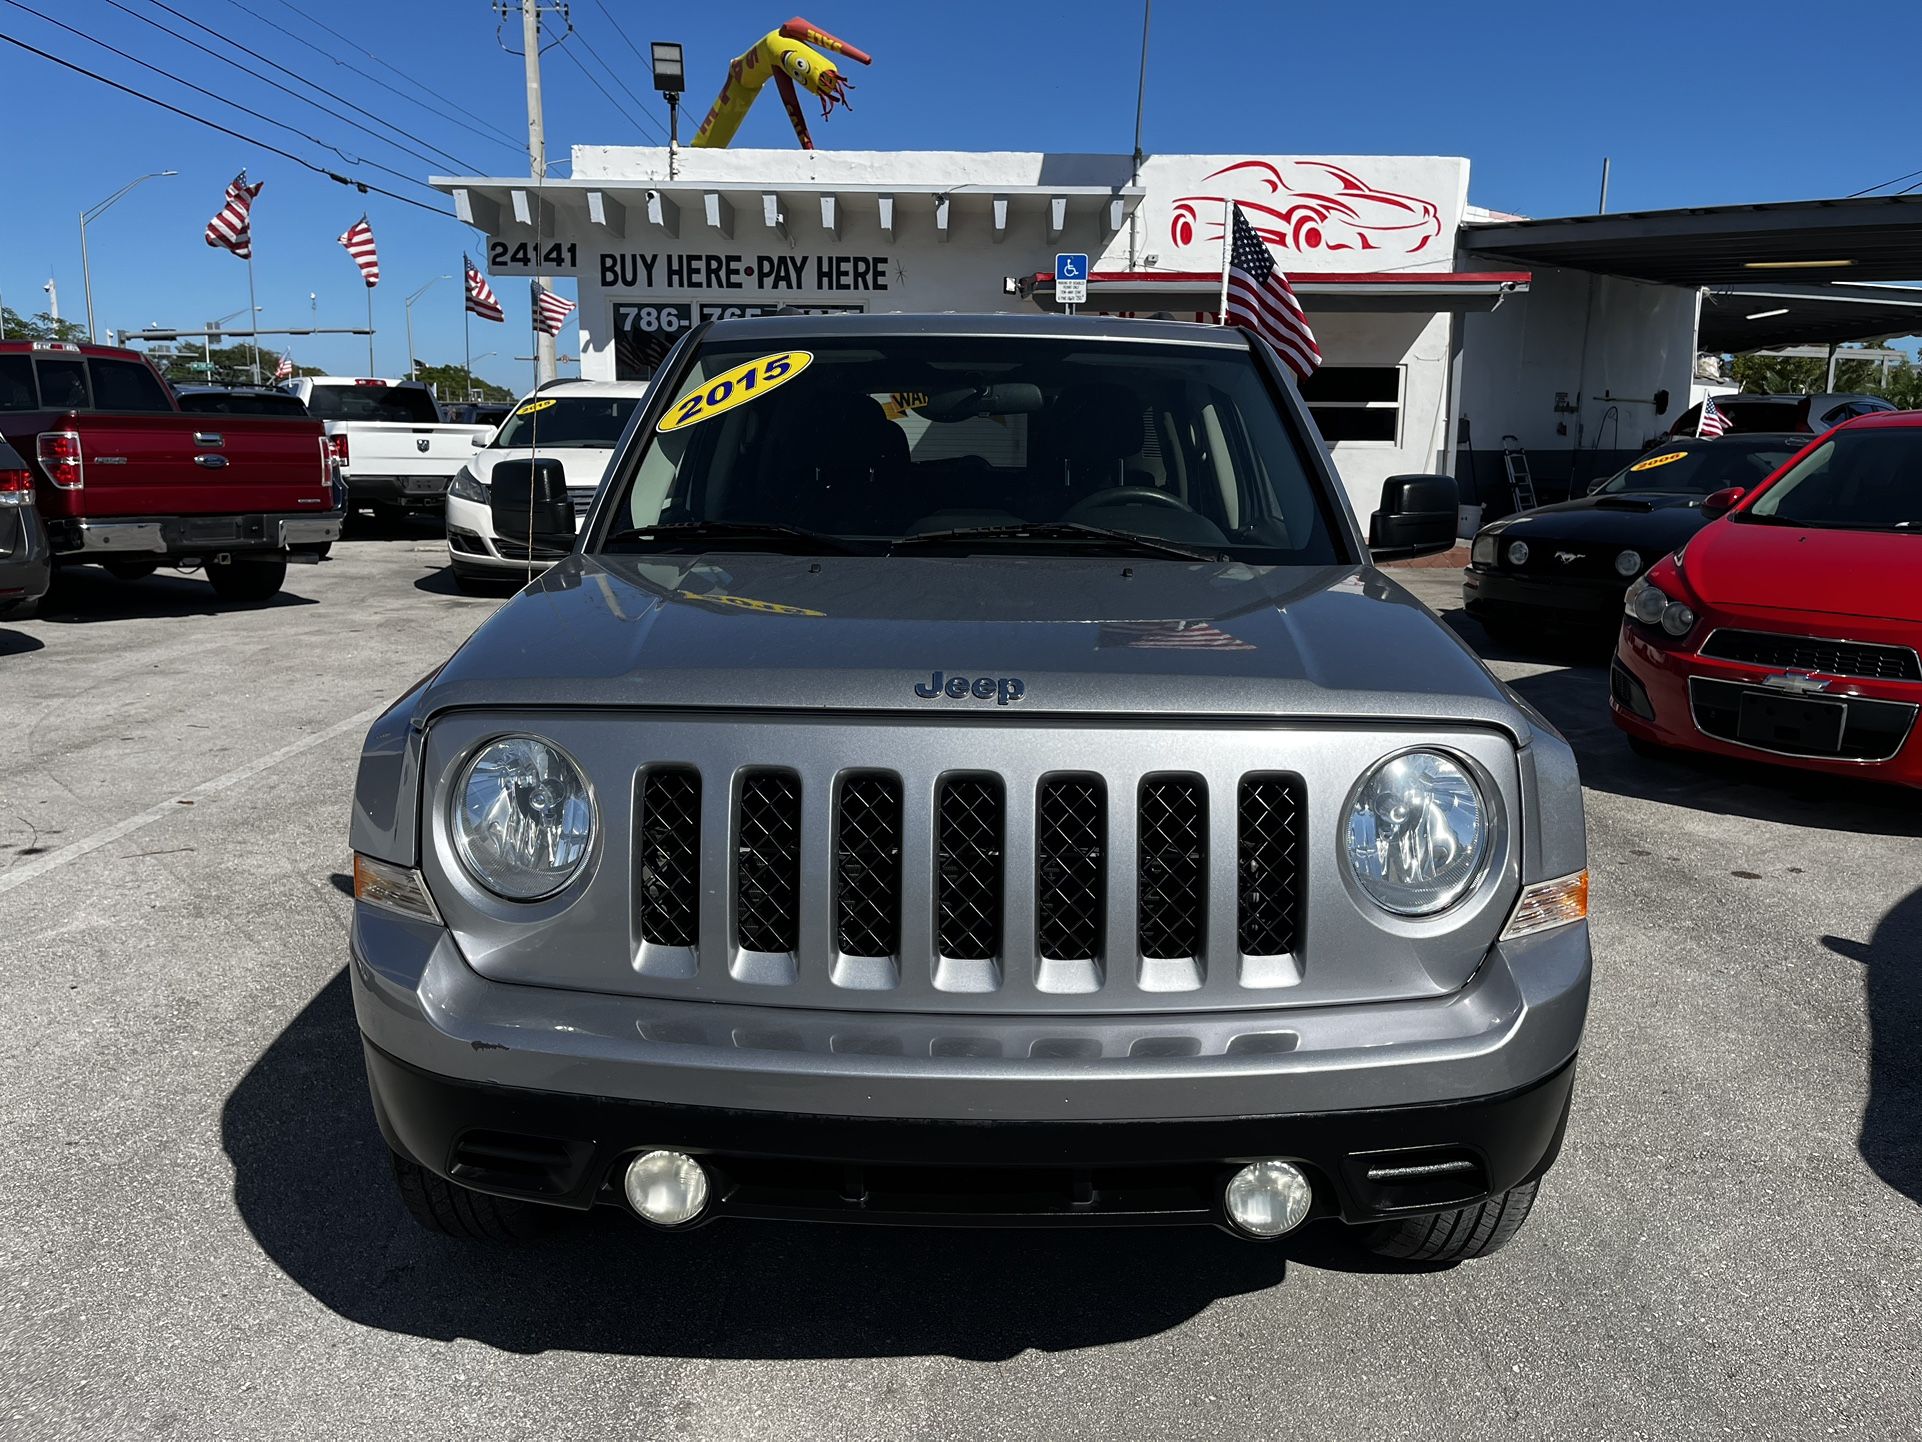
[1170,160,1442,257]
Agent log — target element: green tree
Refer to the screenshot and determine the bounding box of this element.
[412,362,513,403]
[1728,343,1915,399]
[1,307,88,343]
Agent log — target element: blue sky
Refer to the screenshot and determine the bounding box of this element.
[4,0,1919,393]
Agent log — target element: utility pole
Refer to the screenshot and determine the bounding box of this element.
[498,0,558,385]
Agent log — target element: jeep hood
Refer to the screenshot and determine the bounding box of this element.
[418,552,1530,739]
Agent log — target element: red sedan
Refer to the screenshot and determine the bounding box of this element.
[1610,410,1921,787]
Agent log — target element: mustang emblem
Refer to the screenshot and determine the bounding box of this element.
[416,438,431,452]
[1555,550,1581,565]
[914,671,1025,706]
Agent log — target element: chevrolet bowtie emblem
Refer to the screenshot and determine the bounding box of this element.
[1761,670,1834,694]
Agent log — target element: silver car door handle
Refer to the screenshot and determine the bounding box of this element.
[193,454,230,468]
[194,432,224,446]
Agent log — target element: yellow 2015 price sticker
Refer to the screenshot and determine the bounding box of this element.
[1630,450,1687,472]
[658,350,813,432]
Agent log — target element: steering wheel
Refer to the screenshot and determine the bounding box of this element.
[1065,485,1194,517]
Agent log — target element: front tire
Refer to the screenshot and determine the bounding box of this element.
[205,557,286,603]
[388,1150,551,1241]
[1366,1180,1540,1262]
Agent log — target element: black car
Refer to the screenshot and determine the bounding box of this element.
[0,434,51,621]
[1462,433,1803,639]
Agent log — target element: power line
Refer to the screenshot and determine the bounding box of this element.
[0,29,454,216]
[1845,165,1922,199]
[4,0,442,199]
[252,0,527,157]
[579,0,673,138]
[553,39,666,146]
[111,0,479,174]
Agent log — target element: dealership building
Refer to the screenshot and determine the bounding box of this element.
[438,146,1922,523]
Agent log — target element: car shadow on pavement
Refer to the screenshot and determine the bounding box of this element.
[223,971,1343,1361]
[1822,886,1922,1207]
[0,626,44,656]
[1439,607,1922,839]
[36,568,317,623]
[413,566,521,600]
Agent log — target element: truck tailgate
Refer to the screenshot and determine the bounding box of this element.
[338,423,491,479]
[56,413,329,518]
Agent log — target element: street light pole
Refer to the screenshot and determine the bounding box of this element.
[404,276,452,382]
[80,170,176,342]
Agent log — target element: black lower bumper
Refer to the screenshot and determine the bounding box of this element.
[363,1039,1577,1232]
[1463,566,1625,627]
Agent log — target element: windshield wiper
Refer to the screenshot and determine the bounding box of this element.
[891,522,1226,563]
[600,521,859,554]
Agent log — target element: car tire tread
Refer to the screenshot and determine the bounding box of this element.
[389,1150,549,1241]
[1366,1179,1539,1262]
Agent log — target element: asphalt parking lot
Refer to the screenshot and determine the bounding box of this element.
[1,537,1916,1439]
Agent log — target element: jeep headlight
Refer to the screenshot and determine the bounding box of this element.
[451,736,595,900]
[1344,750,1488,916]
[447,464,487,504]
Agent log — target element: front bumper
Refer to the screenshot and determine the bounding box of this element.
[48,510,343,559]
[1611,621,1922,785]
[351,903,1590,1227]
[446,492,573,573]
[1462,565,1626,627]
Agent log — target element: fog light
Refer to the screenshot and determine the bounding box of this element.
[1506,540,1530,567]
[624,1150,709,1226]
[1224,1160,1313,1237]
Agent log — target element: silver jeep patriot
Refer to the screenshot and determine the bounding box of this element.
[350,313,1590,1261]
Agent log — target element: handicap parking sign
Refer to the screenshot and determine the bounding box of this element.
[1055,252,1089,305]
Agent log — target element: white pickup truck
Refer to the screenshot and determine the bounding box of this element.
[280,377,494,518]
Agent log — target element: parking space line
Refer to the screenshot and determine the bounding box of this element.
[0,703,388,896]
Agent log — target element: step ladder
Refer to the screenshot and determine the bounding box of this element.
[1500,435,1539,513]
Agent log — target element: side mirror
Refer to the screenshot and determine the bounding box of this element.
[1701,486,1745,518]
[488,457,576,554]
[1368,474,1460,562]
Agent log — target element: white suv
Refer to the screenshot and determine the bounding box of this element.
[444,379,649,587]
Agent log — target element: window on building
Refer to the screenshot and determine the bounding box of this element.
[1299,365,1402,444]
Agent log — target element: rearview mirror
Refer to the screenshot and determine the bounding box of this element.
[1700,486,1745,518]
[1368,474,1459,563]
[488,457,575,553]
[920,383,1045,422]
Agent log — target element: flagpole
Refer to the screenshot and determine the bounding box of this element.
[463,291,473,402]
[1216,198,1232,325]
[365,286,376,373]
[245,253,262,384]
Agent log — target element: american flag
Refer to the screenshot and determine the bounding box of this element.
[533,282,576,336]
[464,254,503,322]
[1222,203,1320,381]
[338,216,379,287]
[204,172,263,260]
[274,353,294,381]
[1697,395,1731,438]
[1098,620,1256,652]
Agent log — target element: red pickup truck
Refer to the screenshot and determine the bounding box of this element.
[0,340,342,602]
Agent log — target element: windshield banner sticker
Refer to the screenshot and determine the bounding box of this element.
[658,350,813,432]
[514,397,557,416]
[1630,451,1687,472]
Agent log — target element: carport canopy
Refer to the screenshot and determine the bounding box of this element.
[1461,194,1922,287]
[1698,282,1922,350]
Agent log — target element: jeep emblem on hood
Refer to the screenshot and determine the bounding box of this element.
[915,671,1025,706]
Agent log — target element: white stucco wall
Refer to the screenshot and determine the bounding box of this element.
[1457,263,1700,490]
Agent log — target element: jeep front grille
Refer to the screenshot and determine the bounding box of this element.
[836,775,903,958]
[736,771,802,954]
[1138,776,1205,960]
[1036,777,1105,962]
[636,768,701,949]
[936,777,1003,961]
[1237,776,1304,957]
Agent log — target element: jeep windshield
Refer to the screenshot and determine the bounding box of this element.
[596,333,1346,564]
